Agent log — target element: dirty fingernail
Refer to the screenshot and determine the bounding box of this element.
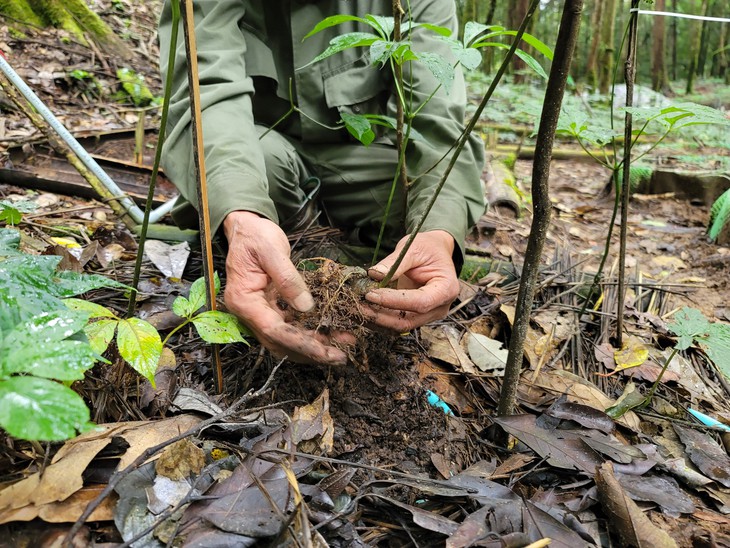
[292,293,314,312]
[366,291,381,304]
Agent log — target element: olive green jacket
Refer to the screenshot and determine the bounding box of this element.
[158,0,486,250]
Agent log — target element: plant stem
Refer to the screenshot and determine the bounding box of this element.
[497,0,584,418]
[616,1,639,347]
[644,347,678,404]
[379,0,542,288]
[126,0,179,318]
[162,318,192,347]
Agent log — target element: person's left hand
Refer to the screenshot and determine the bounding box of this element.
[363,230,459,332]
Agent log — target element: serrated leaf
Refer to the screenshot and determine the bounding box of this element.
[117,318,162,385]
[341,112,375,146]
[84,318,118,355]
[668,307,710,351]
[303,14,368,40]
[192,311,248,344]
[52,271,129,298]
[0,376,92,441]
[0,205,22,226]
[303,32,379,67]
[440,36,482,71]
[414,51,454,93]
[64,298,117,319]
[4,340,98,380]
[700,322,730,381]
[0,227,20,253]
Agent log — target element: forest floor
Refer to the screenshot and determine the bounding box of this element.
[1,2,730,547]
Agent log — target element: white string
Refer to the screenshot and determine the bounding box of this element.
[630,9,730,24]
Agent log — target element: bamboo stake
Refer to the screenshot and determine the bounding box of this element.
[181,0,223,392]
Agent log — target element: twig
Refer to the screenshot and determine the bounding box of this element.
[62,361,283,547]
[497,0,584,418]
[616,1,640,347]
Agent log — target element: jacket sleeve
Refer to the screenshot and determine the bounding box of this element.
[395,1,487,259]
[158,0,278,234]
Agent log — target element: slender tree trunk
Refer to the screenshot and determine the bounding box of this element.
[509,0,530,82]
[697,0,713,76]
[686,0,705,94]
[598,0,618,94]
[717,19,729,82]
[651,0,670,93]
[671,0,678,80]
[586,0,604,89]
[498,0,585,417]
[485,0,497,25]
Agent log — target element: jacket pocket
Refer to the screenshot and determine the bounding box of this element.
[322,53,389,115]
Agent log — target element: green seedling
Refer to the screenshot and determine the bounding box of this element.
[66,272,251,388]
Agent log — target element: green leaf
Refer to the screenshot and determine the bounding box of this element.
[64,298,117,319]
[341,112,375,146]
[708,189,730,242]
[669,307,710,351]
[116,67,156,107]
[552,104,618,146]
[187,272,221,314]
[440,36,482,71]
[0,376,92,441]
[463,22,501,47]
[51,271,129,298]
[474,30,553,60]
[514,49,548,80]
[172,295,193,318]
[404,21,452,38]
[84,318,118,355]
[0,227,20,253]
[703,323,730,380]
[303,14,368,40]
[192,311,249,344]
[116,318,162,385]
[303,32,380,67]
[2,309,90,348]
[0,205,22,226]
[364,14,394,39]
[4,341,98,381]
[365,114,426,141]
[414,51,454,93]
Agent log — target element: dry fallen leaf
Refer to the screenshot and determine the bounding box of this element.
[291,388,334,454]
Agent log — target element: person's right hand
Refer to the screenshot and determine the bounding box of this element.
[222,210,348,365]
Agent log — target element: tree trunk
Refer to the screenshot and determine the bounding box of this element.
[0,0,119,50]
[686,0,705,94]
[509,0,530,82]
[697,0,713,77]
[651,0,670,93]
[586,0,604,89]
[485,0,497,26]
[717,17,729,82]
[498,0,585,417]
[598,0,618,94]
[671,0,678,80]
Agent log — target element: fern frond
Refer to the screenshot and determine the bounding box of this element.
[708,188,730,242]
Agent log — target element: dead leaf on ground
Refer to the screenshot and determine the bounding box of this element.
[674,425,730,488]
[595,462,678,548]
[421,325,477,374]
[493,414,604,474]
[291,388,334,454]
[527,370,641,431]
[463,331,507,375]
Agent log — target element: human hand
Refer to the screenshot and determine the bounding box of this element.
[223,211,348,365]
[364,230,459,332]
